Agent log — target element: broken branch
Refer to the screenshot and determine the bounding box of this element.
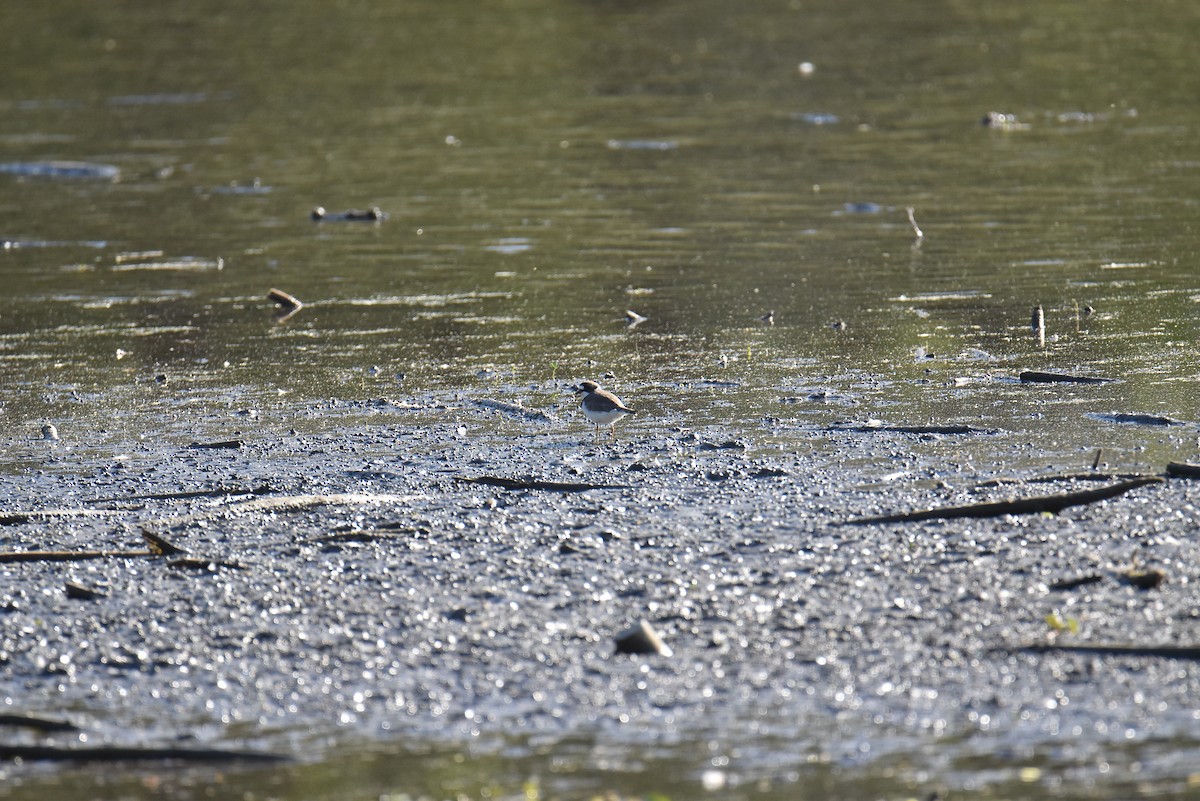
[847,476,1162,525]
[456,476,630,492]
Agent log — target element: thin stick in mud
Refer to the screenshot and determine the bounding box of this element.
[0,744,288,764]
[1017,643,1200,660]
[456,476,630,492]
[847,476,1163,525]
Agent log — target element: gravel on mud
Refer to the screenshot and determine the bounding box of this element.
[3,393,1199,782]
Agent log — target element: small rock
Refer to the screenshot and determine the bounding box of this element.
[64,581,105,601]
[614,620,673,657]
[41,424,59,441]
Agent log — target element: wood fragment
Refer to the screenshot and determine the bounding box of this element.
[1032,304,1045,348]
[456,476,629,492]
[224,493,416,513]
[0,531,182,564]
[905,206,923,240]
[829,423,991,435]
[975,472,1148,488]
[267,287,303,311]
[0,714,78,733]
[167,557,243,571]
[65,581,106,600]
[312,530,405,544]
[0,509,123,526]
[0,549,159,564]
[85,484,273,504]
[1048,574,1105,591]
[141,530,185,555]
[1019,370,1114,384]
[1017,643,1200,660]
[188,440,243,450]
[0,743,287,764]
[1166,461,1200,479]
[847,476,1163,525]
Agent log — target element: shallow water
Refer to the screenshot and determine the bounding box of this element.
[3,0,1200,797]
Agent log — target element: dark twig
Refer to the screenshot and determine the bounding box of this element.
[0,714,78,733]
[0,531,184,563]
[456,476,630,492]
[0,744,288,764]
[85,484,273,504]
[974,471,1148,488]
[1020,370,1114,385]
[0,550,159,564]
[189,440,243,450]
[828,423,993,435]
[267,287,303,312]
[1016,643,1200,660]
[1047,574,1105,591]
[847,476,1163,525]
[1166,462,1200,479]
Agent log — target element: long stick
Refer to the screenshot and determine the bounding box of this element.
[0,744,287,763]
[847,476,1162,525]
[456,476,629,492]
[1017,643,1200,660]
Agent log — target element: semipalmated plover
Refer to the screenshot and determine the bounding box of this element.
[572,380,635,441]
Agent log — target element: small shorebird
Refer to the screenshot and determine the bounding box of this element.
[572,380,635,442]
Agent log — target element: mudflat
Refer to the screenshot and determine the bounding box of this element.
[3,390,1197,794]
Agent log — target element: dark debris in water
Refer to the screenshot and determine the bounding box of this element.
[311,205,388,222]
[1089,412,1187,427]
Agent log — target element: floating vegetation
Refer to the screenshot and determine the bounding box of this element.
[1044,611,1080,634]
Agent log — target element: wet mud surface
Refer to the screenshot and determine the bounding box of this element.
[4,390,1200,790]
